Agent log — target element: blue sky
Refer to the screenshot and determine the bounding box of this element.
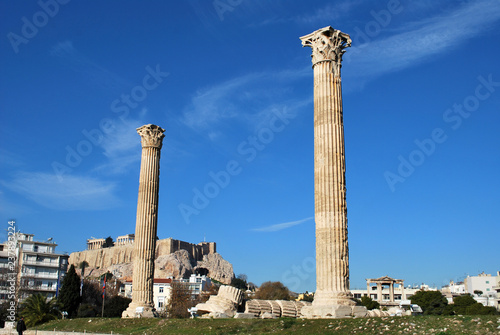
[1,0,499,292]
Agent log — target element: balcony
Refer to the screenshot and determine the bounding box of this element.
[22,249,55,254]
[22,285,56,292]
[22,260,61,268]
[20,273,59,280]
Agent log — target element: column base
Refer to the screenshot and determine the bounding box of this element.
[301,290,366,318]
[313,290,357,307]
[301,305,367,318]
[122,302,157,318]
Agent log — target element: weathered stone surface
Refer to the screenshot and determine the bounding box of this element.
[269,300,281,318]
[277,300,297,318]
[301,304,366,319]
[70,247,234,285]
[195,285,244,318]
[261,312,276,319]
[195,253,235,284]
[233,313,255,319]
[243,300,312,318]
[300,26,356,316]
[366,309,389,317]
[155,249,195,279]
[352,306,368,318]
[219,285,244,305]
[256,300,272,315]
[107,262,134,279]
[301,305,352,318]
[70,244,134,270]
[123,124,165,319]
[294,301,312,317]
[244,299,261,317]
[70,238,217,270]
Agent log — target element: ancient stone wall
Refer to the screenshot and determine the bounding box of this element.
[69,238,216,269]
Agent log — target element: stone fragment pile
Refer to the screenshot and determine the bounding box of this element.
[196,285,244,318]
[195,285,313,319]
[244,299,312,318]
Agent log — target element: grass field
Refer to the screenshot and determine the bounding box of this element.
[35,315,500,334]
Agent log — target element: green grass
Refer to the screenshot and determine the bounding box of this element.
[34,315,500,334]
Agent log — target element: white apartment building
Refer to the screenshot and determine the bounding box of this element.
[0,245,13,301]
[441,280,466,304]
[15,233,69,300]
[464,272,499,308]
[493,273,500,311]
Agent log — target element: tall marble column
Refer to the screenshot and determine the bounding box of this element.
[300,27,363,318]
[122,124,165,318]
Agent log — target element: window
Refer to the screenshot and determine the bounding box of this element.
[159,287,164,293]
[354,293,362,299]
[487,288,490,291]
[486,281,489,284]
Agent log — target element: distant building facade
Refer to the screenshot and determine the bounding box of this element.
[87,238,106,250]
[85,234,215,258]
[116,234,135,246]
[464,272,498,308]
[441,280,466,303]
[0,233,69,301]
[72,236,216,270]
[121,274,211,313]
[0,244,12,301]
[493,272,500,311]
[351,276,437,306]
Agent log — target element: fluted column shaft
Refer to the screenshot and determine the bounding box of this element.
[123,124,164,318]
[312,60,352,305]
[132,146,161,305]
[300,27,354,308]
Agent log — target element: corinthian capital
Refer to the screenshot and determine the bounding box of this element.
[300,26,351,71]
[137,124,165,149]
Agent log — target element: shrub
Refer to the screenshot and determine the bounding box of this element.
[410,290,448,315]
[358,296,380,310]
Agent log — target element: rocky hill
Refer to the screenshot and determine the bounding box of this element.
[69,239,234,284]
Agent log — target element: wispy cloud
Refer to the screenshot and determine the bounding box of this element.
[182,73,264,131]
[252,217,314,232]
[344,0,500,85]
[89,108,149,175]
[181,68,310,138]
[50,40,131,91]
[295,1,362,25]
[1,173,120,211]
[249,1,362,27]
[101,120,143,158]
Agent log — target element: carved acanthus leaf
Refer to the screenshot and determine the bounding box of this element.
[300,26,351,71]
[137,124,165,149]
